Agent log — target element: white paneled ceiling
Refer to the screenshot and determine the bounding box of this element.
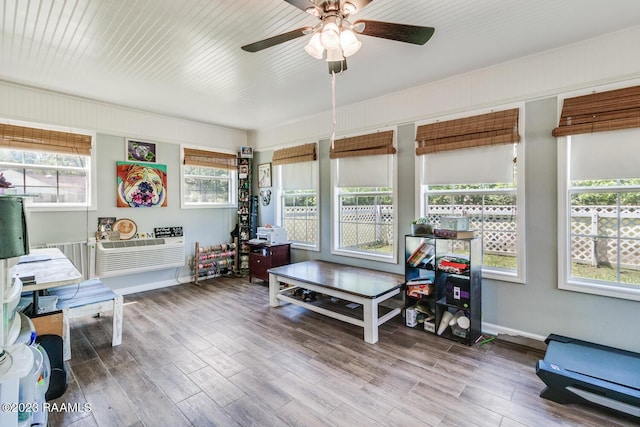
[2,0,640,131]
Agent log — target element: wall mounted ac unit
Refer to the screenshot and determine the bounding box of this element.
[96,237,184,277]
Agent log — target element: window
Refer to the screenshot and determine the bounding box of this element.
[335,184,394,258]
[559,130,640,301]
[274,143,318,250]
[0,122,94,209]
[417,108,524,281]
[182,147,236,208]
[556,84,640,301]
[331,130,397,262]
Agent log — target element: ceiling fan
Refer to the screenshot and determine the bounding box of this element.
[241,0,435,73]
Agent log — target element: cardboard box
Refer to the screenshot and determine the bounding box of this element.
[405,307,418,327]
[424,321,436,333]
[31,311,63,337]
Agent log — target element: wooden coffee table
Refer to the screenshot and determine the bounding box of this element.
[268,260,403,344]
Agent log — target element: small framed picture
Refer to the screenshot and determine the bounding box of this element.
[126,139,157,163]
[240,146,253,158]
[239,164,249,179]
[258,163,272,188]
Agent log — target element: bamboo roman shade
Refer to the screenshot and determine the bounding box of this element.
[329,130,395,159]
[0,123,92,156]
[415,108,520,155]
[552,85,640,137]
[272,143,317,165]
[183,148,236,170]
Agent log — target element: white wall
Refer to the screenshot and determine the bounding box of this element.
[0,80,246,149]
[1,82,247,293]
[249,25,640,353]
[249,25,640,149]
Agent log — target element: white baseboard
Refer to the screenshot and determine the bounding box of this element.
[114,275,193,296]
[482,321,547,342]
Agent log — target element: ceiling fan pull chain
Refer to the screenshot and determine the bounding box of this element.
[331,70,336,149]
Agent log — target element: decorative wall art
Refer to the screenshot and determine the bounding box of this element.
[116,161,167,208]
[258,162,272,188]
[126,139,157,163]
[240,146,253,158]
[260,189,271,206]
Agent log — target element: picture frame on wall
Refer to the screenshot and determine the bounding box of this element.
[126,139,157,163]
[240,146,253,158]
[116,161,167,208]
[258,162,271,188]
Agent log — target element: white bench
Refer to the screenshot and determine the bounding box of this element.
[48,279,123,360]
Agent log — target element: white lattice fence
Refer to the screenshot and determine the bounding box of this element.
[283,206,318,243]
[283,204,640,269]
[571,206,640,268]
[340,205,394,248]
[427,205,518,256]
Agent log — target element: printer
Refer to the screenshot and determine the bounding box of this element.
[256,226,288,245]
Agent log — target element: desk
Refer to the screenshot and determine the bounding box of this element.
[13,248,83,315]
[268,260,403,344]
[15,248,83,293]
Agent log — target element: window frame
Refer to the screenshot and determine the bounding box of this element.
[0,119,96,212]
[416,105,526,283]
[275,160,320,251]
[557,133,640,302]
[180,146,237,209]
[330,128,398,263]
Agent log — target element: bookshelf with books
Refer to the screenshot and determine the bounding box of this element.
[404,234,482,345]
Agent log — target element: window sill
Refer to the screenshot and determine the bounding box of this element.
[560,279,640,302]
[27,204,96,212]
[181,203,236,209]
[482,269,524,284]
[331,248,396,264]
[290,242,320,252]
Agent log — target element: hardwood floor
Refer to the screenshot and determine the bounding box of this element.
[48,276,638,426]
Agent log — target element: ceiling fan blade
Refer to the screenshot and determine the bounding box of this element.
[241,27,312,52]
[354,20,435,45]
[284,0,320,14]
[328,59,347,74]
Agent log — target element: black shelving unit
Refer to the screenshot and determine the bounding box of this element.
[237,157,253,275]
[404,234,482,345]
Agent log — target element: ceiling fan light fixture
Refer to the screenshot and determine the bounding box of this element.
[305,6,319,16]
[339,29,361,57]
[325,46,344,62]
[320,21,341,50]
[304,32,324,59]
[343,2,357,15]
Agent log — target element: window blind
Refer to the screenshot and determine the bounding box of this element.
[415,108,520,155]
[553,85,640,137]
[422,144,515,185]
[571,129,640,181]
[183,148,236,170]
[272,143,316,165]
[329,130,395,159]
[281,162,317,191]
[0,123,92,156]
